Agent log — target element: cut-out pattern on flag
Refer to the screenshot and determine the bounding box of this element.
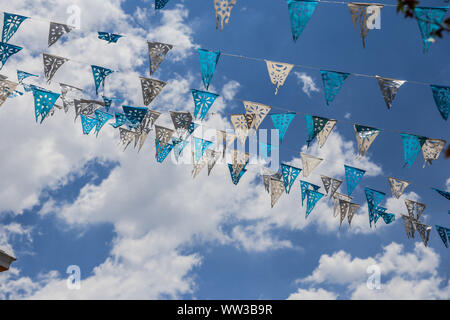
[432,188,450,201]
[405,199,426,221]
[148,42,173,75]
[401,215,416,239]
[155,125,175,151]
[140,77,166,106]
[17,70,38,83]
[123,106,148,125]
[0,42,22,70]
[265,60,294,95]
[0,79,18,107]
[320,70,350,105]
[430,85,449,121]
[281,163,301,194]
[80,114,98,135]
[332,193,353,217]
[270,112,296,143]
[347,3,383,48]
[102,96,122,112]
[388,177,410,199]
[376,76,406,110]
[48,22,74,47]
[286,0,318,42]
[364,187,386,228]
[305,115,336,148]
[207,149,221,176]
[91,65,114,95]
[172,138,189,162]
[192,152,209,178]
[43,53,67,83]
[198,49,220,90]
[321,175,342,199]
[347,203,360,227]
[192,89,219,120]
[413,220,432,247]
[230,149,250,179]
[111,112,127,128]
[74,99,105,121]
[414,6,449,52]
[231,114,250,146]
[306,189,324,218]
[344,165,366,196]
[98,32,123,43]
[435,225,449,248]
[214,0,237,31]
[170,111,193,137]
[300,152,322,177]
[60,83,82,113]
[2,13,28,43]
[32,86,60,123]
[270,177,285,208]
[338,200,350,228]
[155,0,170,10]
[156,140,174,163]
[300,180,320,206]
[94,110,113,136]
[401,133,427,168]
[421,138,445,167]
[138,109,161,136]
[354,124,380,158]
[244,101,271,131]
[228,162,247,185]
[193,137,213,163]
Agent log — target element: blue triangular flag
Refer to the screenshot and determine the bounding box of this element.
[414,6,449,52]
[172,137,190,161]
[344,165,366,196]
[155,139,174,163]
[110,112,127,128]
[155,0,170,9]
[305,114,329,147]
[2,13,28,43]
[91,65,114,95]
[270,112,296,143]
[0,42,22,70]
[94,110,113,136]
[198,49,220,90]
[31,86,60,123]
[286,0,318,42]
[281,163,301,194]
[98,32,123,43]
[300,180,320,206]
[430,85,449,121]
[305,189,324,218]
[191,89,219,120]
[193,137,213,162]
[80,114,99,135]
[320,70,350,105]
[435,225,449,248]
[17,70,38,83]
[364,187,386,228]
[432,188,450,201]
[401,133,427,168]
[380,211,395,225]
[122,105,148,125]
[228,163,247,185]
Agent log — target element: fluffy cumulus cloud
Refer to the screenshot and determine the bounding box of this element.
[294,71,319,97]
[288,242,450,300]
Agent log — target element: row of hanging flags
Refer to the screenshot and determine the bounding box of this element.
[0,13,449,248]
[155,0,449,52]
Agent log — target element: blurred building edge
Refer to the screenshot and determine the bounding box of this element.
[0,249,16,272]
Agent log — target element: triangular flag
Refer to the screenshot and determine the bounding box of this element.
[122,105,148,125]
[155,0,170,10]
[198,49,220,90]
[140,77,166,106]
[48,22,74,47]
[244,101,271,131]
[320,70,350,105]
[316,119,336,148]
[193,137,213,163]
[430,85,449,121]
[31,86,60,123]
[91,65,114,95]
[265,60,293,95]
[388,177,410,199]
[138,109,161,133]
[376,76,406,110]
[214,0,237,31]
[414,6,449,52]
[155,125,175,153]
[344,165,366,196]
[171,137,188,161]
[347,203,360,227]
[170,111,193,137]
[192,89,219,120]
[354,124,380,158]
[270,177,285,208]
[98,32,123,43]
[110,112,127,128]
[379,211,396,225]
[401,215,416,239]
[338,199,350,228]
[192,152,209,178]
[148,42,173,75]
[231,114,250,146]
[432,188,450,201]
[94,110,113,136]
[347,3,383,48]
[300,152,322,177]
[42,53,67,83]
[228,162,247,185]
[80,114,98,135]
[401,133,427,168]
[270,112,296,143]
[305,115,336,148]
[17,70,38,83]
[421,138,446,167]
[300,180,320,206]
[404,199,426,221]
[305,189,324,218]
[207,150,221,176]
[435,225,449,248]
[2,13,28,43]
[156,140,174,163]
[413,221,432,247]
[333,193,353,217]
[281,163,301,194]
[286,0,318,42]
[59,83,82,113]
[230,149,250,179]
[321,175,342,198]
[364,187,385,228]
[0,42,22,70]
[217,130,236,158]
[0,79,18,107]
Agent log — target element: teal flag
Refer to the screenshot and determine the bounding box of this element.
[414,6,449,52]
[305,189,324,218]
[0,42,22,70]
[94,110,113,136]
[155,139,174,163]
[430,85,449,120]
[91,65,113,95]
[435,225,449,248]
[401,133,427,168]
[198,49,220,90]
[32,86,60,123]
[270,112,296,143]
[80,114,98,135]
[228,163,247,185]
[344,165,366,196]
[281,163,301,194]
[193,137,213,162]
[365,187,386,228]
[320,70,350,105]
[191,89,219,120]
[286,0,318,42]
[2,13,28,43]
[300,180,320,206]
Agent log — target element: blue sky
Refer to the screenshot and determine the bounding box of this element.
[0,0,449,299]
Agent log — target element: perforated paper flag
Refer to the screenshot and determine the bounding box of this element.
[244,101,271,131]
[214,0,237,31]
[321,175,342,199]
[414,6,449,52]
[17,70,38,83]
[354,124,380,158]
[155,0,170,9]
[91,65,113,95]
[192,89,219,120]
[80,114,98,135]
[306,189,324,218]
[193,137,213,163]
[320,70,350,106]
[305,115,336,148]
[413,220,432,247]
[32,86,61,123]
[432,188,450,201]
[401,133,427,168]
[388,177,410,199]
[430,85,449,120]
[228,162,247,185]
[140,77,166,106]
[286,0,318,42]
[270,177,285,208]
[148,42,173,75]
[281,163,301,194]
[207,150,221,176]
[43,53,67,83]
[435,225,449,248]
[2,13,28,43]
[198,49,220,90]
[0,42,21,70]
[48,22,74,47]
[300,180,320,206]
[94,110,113,136]
[270,112,296,143]
[0,79,18,107]
[376,76,406,110]
[111,112,127,128]
[231,114,250,146]
[344,165,366,196]
[404,199,426,221]
[170,111,193,137]
[300,152,322,177]
[98,32,123,43]
[421,138,445,167]
[347,3,383,48]
[265,60,293,95]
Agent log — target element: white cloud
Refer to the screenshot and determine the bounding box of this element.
[294,72,319,97]
[287,287,337,300]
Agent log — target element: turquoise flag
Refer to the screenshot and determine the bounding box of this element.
[401,133,427,168]
[435,225,449,248]
[2,13,28,43]
[191,89,219,120]
[123,105,148,125]
[320,70,350,105]
[31,86,60,123]
[430,85,449,121]
[98,32,123,43]
[80,114,98,135]
[414,6,449,52]
[270,112,296,143]
[432,188,450,201]
[110,112,127,128]
[0,42,22,70]
[198,49,220,90]
[17,70,38,83]
[94,110,113,136]
[305,114,327,147]
[193,137,213,162]
[155,139,174,163]
[300,180,320,206]
[344,165,366,196]
[281,163,301,194]
[172,138,189,162]
[228,163,247,185]
[286,0,318,42]
[155,0,170,9]
[91,65,114,95]
[364,188,386,228]
[305,189,324,218]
